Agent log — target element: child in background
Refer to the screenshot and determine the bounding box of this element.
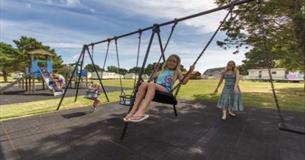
[52,73,65,90]
[87,82,101,111]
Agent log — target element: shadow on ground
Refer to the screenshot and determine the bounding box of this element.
[0,100,304,160]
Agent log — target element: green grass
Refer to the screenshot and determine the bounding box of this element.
[0,79,304,121]
[178,80,305,112]
[0,76,13,82]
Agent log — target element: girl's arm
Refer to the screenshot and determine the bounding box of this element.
[150,63,161,81]
[180,65,195,85]
[214,72,224,94]
[234,69,240,93]
[151,71,159,81]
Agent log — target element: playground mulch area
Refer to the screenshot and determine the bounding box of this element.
[0,101,304,160]
[0,86,125,105]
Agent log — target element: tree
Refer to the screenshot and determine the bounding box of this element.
[107,65,118,73]
[118,68,128,75]
[85,64,103,72]
[13,36,64,72]
[128,67,141,73]
[144,64,155,75]
[180,64,187,72]
[215,0,305,91]
[193,71,202,79]
[105,65,127,74]
[57,64,74,79]
[0,42,21,82]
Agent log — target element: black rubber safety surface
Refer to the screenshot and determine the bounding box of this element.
[0,101,304,160]
[0,86,125,105]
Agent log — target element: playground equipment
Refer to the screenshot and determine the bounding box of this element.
[71,63,89,89]
[0,49,63,96]
[56,0,304,141]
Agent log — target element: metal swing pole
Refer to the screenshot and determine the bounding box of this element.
[57,46,86,110]
[120,26,158,140]
[256,0,305,135]
[148,21,178,82]
[74,47,86,102]
[132,31,142,95]
[101,40,111,80]
[86,46,109,102]
[114,38,125,96]
[155,20,178,64]
[170,6,234,95]
[87,0,255,46]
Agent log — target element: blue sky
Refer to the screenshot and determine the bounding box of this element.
[1,0,248,73]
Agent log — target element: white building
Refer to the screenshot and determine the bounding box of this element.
[124,73,150,79]
[124,73,138,79]
[90,71,123,79]
[202,67,225,79]
[247,68,304,81]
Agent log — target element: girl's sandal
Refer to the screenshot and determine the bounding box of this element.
[128,114,149,123]
[228,112,237,117]
[123,114,133,122]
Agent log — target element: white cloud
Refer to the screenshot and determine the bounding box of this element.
[101,0,227,33]
[27,3,32,8]
[47,0,53,4]
[89,8,95,13]
[1,0,245,71]
[72,53,80,62]
[66,0,80,6]
[45,42,82,49]
[44,0,80,7]
[0,19,97,46]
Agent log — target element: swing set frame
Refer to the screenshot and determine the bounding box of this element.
[56,0,305,140]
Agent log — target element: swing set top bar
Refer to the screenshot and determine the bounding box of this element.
[87,0,254,46]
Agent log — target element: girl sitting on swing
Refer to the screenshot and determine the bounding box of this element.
[86,82,101,111]
[124,54,195,122]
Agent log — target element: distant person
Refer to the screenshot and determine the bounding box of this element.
[86,82,101,111]
[52,73,65,90]
[213,60,243,120]
[40,65,51,78]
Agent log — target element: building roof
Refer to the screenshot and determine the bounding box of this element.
[203,67,225,75]
[28,49,55,57]
[248,68,286,71]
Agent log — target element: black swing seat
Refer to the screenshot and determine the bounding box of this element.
[153,91,177,105]
[119,95,135,106]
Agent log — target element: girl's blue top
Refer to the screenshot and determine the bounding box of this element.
[156,69,175,92]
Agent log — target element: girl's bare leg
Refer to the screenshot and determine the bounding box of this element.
[131,83,166,118]
[222,109,227,120]
[93,99,100,107]
[125,82,148,118]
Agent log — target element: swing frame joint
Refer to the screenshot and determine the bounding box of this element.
[138,29,143,35]
[173,18,179,26]
[152,24,160,33]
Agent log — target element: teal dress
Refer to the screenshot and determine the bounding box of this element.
[217,73,243,111]
[156,69,175,92]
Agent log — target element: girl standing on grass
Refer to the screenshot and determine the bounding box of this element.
[124,54,195,122]
[214,60,243,120]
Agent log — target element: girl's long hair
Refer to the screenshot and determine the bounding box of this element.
[160,54,181,81]
[224,60,237,73]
